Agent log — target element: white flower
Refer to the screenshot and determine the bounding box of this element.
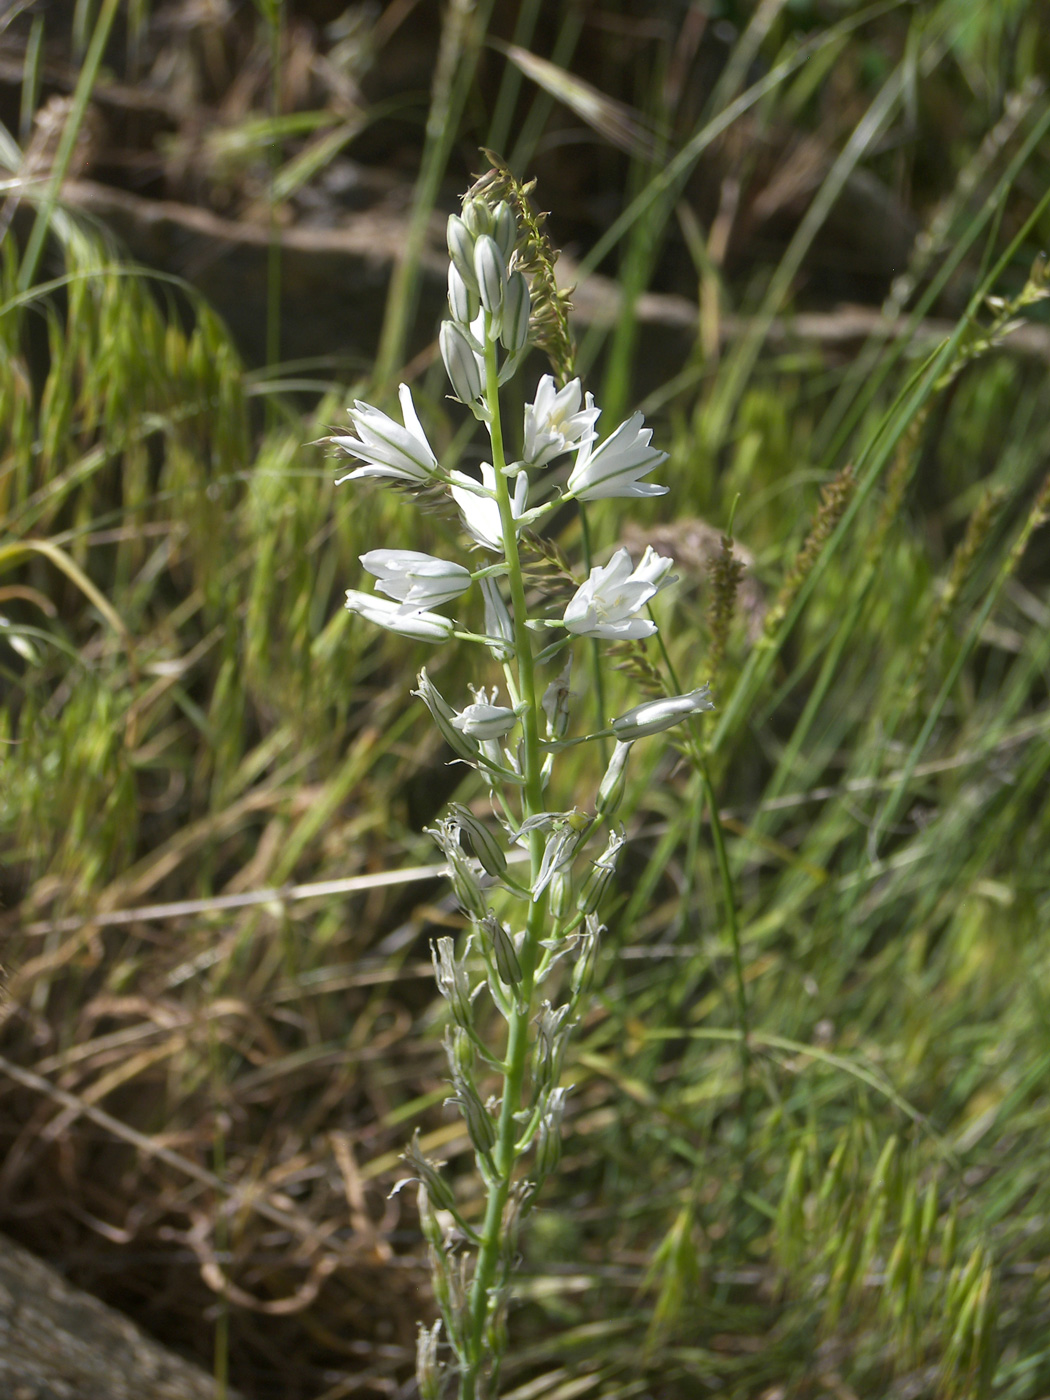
[565,410,668,500]
[360,549,471,609]
[523,376,600,468]
[562,546,672,640]
[450,462,529,552]
[451,688,521,740]
[344,589,454,642]
[332,384,438,485]
[610,686,714,739]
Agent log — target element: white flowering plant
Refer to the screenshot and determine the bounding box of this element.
[329,164,712,1400]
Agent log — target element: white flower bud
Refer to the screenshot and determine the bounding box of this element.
[491,200,517,258]
[447,260,477,324]
[461,197,489,237]
[500,270,531,352]
[474,233,508,322]
[446,213,478,292]
[440,319,483,405]
[610,686,715,740]
[345,590,454,642]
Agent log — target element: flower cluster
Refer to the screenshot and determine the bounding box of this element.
[329,171,713,1400]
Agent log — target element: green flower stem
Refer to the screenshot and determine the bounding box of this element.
[459,326,549,1399]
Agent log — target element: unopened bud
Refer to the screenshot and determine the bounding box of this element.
[446,214,478,292]
[461,197,489,237]
[491,201,517,258]
[440,319,483,405]
[448,260,477,324]
[500,270,531,351]
[474,234,507,323]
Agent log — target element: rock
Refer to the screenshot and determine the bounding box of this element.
[0,1233,238,1400]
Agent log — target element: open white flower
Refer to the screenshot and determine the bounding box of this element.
[562,546,673,640]
[344,590,454,642]
[332,384,439,485]
[611,686,714,739]
[361,549,472,610]
[522,376,600,468]
[450,463,529,552]
[565,410,668,500]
